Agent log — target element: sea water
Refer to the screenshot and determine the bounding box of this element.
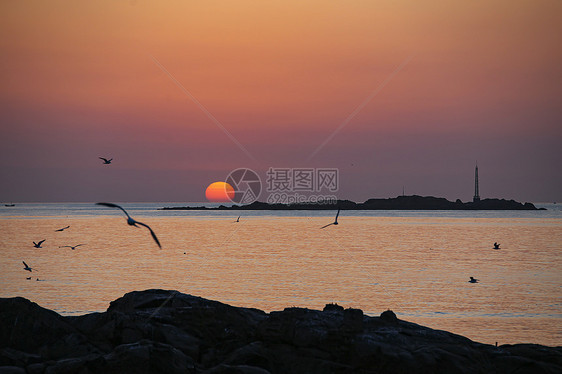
[0,202,560,346]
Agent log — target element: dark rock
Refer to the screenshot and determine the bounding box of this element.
[222,342,273,371]
[0,297,77,353]
[0,367,25,374]
[151,322,200,359]
[500,344,562,370]
[380,309,398,323]
[44,355,100,374]
[1,290,561,374]
[103,340,193,374]
[0,348,42,367]
[203,364,272,374]
[343,308,363,332]
[323,303,344,312]
[39,332,101,360]
[25,363,45,374]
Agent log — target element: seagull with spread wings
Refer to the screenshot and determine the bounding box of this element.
[99,157,113,164]
[33,240,45,248]
[320,209,340,229]
[55,225,70,232]
[59,244,84,250]
[23,261,34,272]
[96,202,161,248]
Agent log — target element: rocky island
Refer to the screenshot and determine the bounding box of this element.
[162,195,542,211]
[1,290,560,373]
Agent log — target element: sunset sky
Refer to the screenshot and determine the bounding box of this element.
[1,0,560,203]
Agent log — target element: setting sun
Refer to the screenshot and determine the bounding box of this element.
[205,181,235,202]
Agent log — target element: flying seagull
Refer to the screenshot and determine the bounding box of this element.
[234,216,240,223]
[59,244,84,250]
[33,240,45,248]
[320,209,340,229]
[23,261,34,272]
[469,276,479,283]
[99,157,113,164]
[55,225,70,232]
[96,202,161,248]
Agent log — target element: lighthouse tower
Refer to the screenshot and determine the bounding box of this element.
[473,163,481,202]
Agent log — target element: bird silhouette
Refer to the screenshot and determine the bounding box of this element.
[55,225,70,232]
[33,240,45,248]
[493,242,501,249]
[320,209,340,229]
[23,261,34,272]
[235,216,240,223]
[99,157,113,164]
[59,244,84,250]
[96,202,161,248]
[469,276,479,283]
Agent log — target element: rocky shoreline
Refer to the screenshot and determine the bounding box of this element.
[1,290,560,373]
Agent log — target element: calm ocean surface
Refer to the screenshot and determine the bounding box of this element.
[1,202,561,346]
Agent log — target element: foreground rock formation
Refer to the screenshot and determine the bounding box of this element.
[1,290,560,373]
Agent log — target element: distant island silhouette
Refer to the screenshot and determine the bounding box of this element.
[162,195,543,211]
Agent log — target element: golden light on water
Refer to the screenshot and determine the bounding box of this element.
[1,214,560,346]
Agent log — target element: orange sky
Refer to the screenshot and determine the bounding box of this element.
[1,1,560,202]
